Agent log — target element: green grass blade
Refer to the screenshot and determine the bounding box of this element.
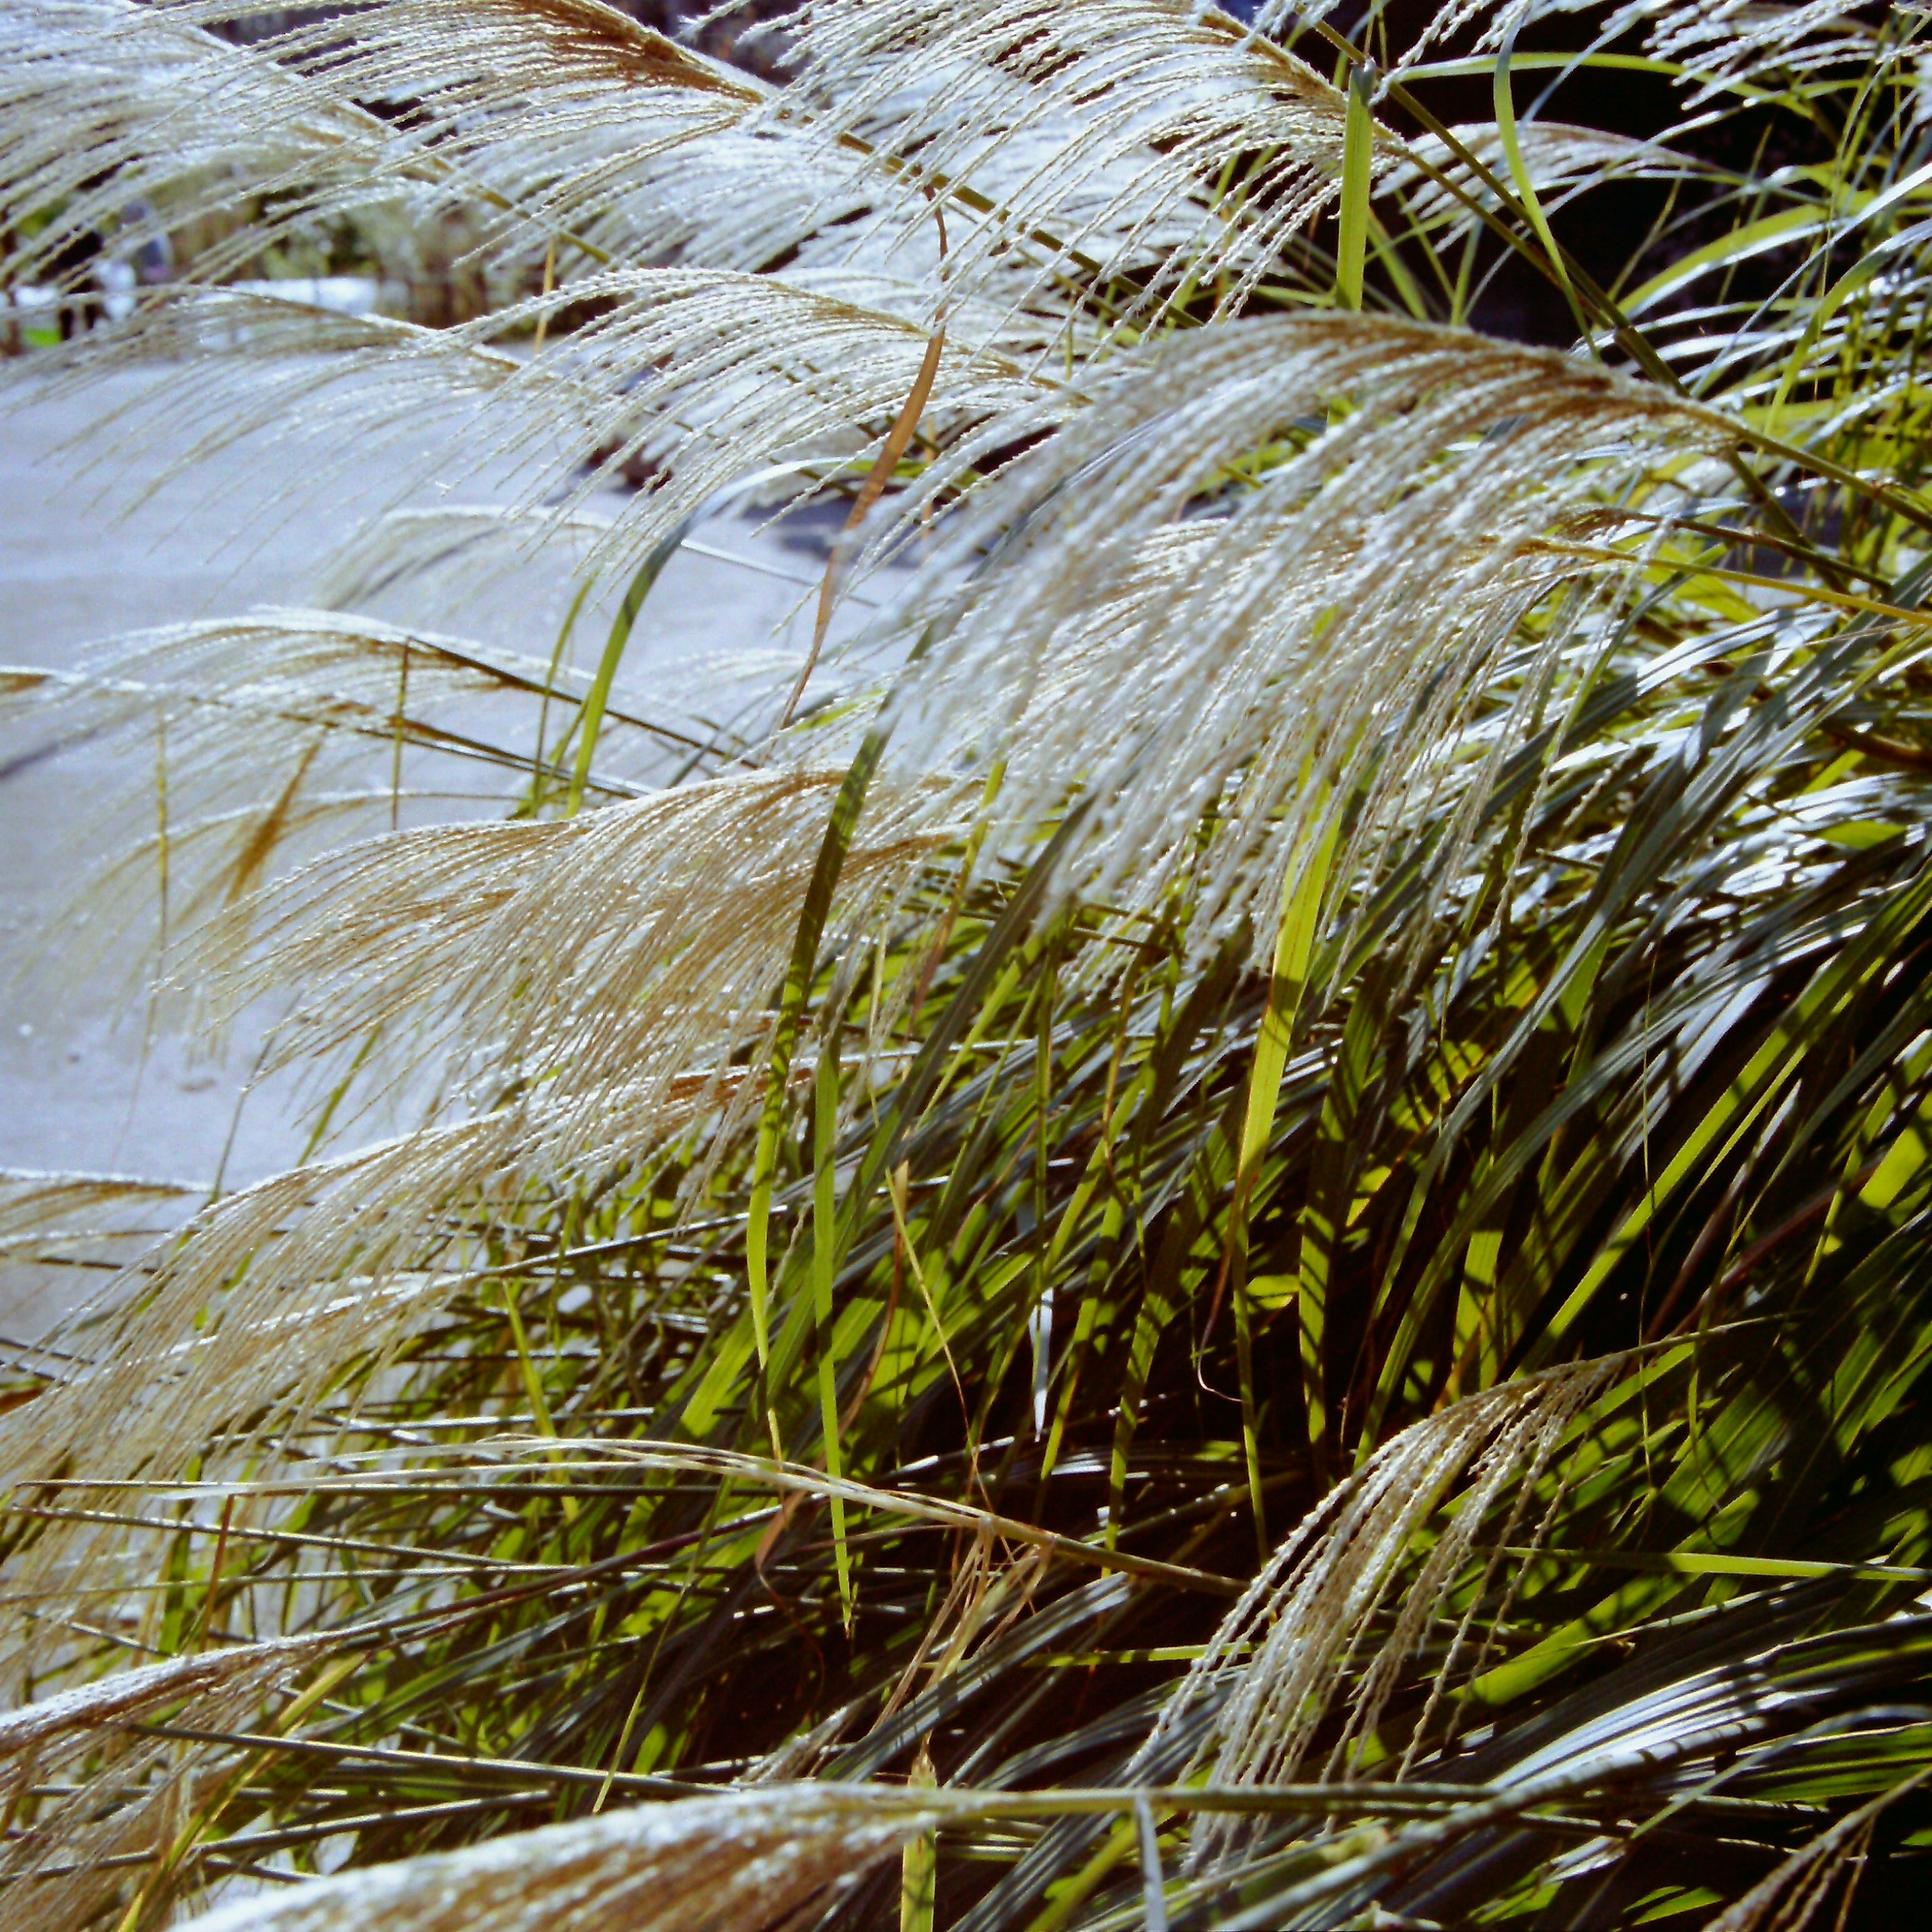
[1531,850,1932,1365]
[745,728,888,1415]
[565,518,692,817]
[814,1026,853,1626]
[1336,61,1374,312]
[1232,811,1338,1503]
[1493,29,1590,345]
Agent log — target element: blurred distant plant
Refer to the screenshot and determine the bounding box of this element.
[5,2,1932,1927]
[148,169,524,324]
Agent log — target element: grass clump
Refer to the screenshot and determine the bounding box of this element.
[7,2,1932,1926]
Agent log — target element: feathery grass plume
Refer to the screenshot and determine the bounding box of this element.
[24,1,758,284]
[0,1633,338,1791]
[1609,0,1890,94]
[175,1783,951,1932]
[0,1175,204,1351]
[0,1174,201,1273]
[187,766,955,1104]
[314,502,867,698]
[1,612,680,1000]
[314,504,629,615]
[0,773,953,1621]
[1150,1358,1620,1876]
[0,1634,345,1929]
[24,269,1067,597]
[779,0,1371,334]
[8,0,1932,1924]
[0,1116,533,1594]
[1387,121,1714,236]
[476,267,1072,570]
[878,310,1731,948]
[0,4,392,297]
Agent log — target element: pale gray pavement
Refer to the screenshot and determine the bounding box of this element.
[1,359,875,1331]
